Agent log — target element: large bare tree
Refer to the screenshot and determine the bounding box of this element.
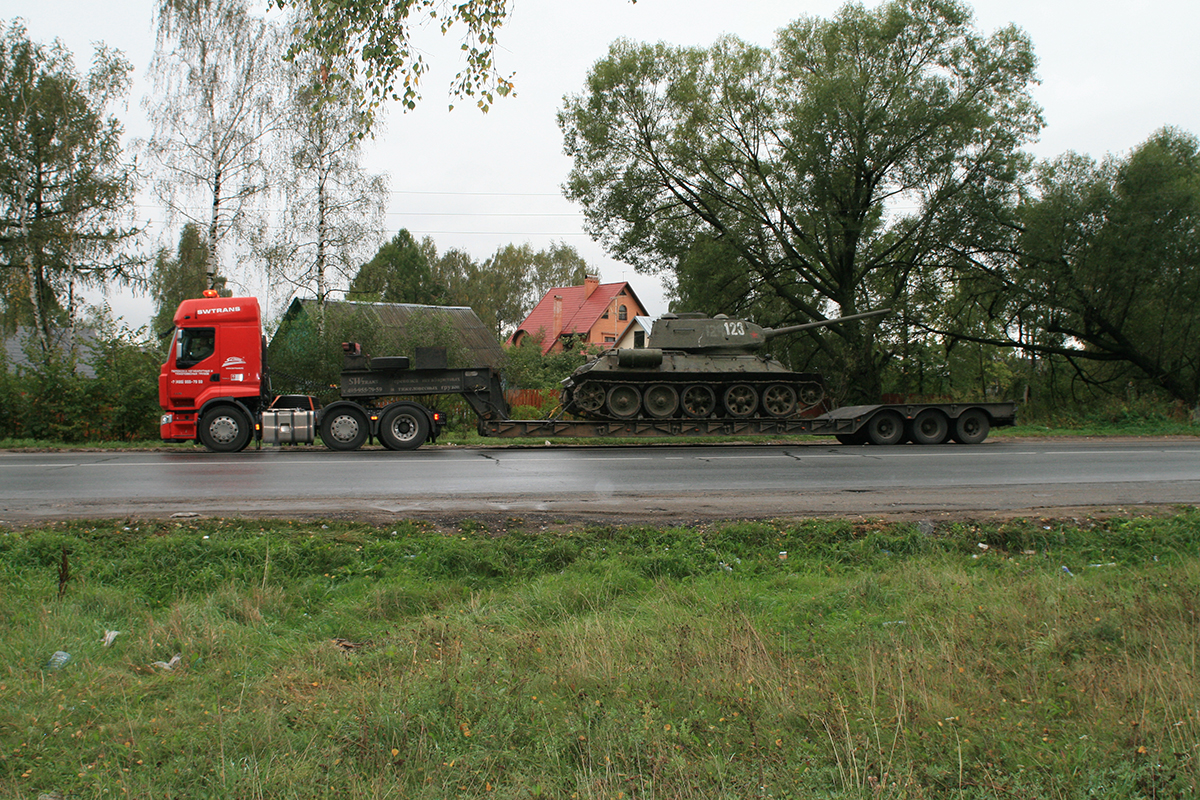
[144,0,288,289]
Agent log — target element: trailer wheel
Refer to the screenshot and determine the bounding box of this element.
[379,405,429,450]
[320,406,369,451]
[909,409,950,445]
[866,410,905,445]
[952,408,990,444]
[199,406,251,453]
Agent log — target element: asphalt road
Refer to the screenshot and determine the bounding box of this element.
[1,438,1198,525]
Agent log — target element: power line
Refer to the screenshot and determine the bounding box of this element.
[385,189,564,197]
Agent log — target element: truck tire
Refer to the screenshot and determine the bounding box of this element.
[199,406,252,453]
[866,410,905,445]
[379,405,429,451]
[320,406,369,451]
[952,408,990,444]
[909,409,950,445]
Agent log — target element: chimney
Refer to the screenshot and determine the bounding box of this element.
[584,274,599,299]
[552,295,563,341]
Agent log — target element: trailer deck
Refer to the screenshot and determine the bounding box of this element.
[481,402,1018,441]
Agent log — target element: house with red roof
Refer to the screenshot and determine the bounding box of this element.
[508,275,649,355]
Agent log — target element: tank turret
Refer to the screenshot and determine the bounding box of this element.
[649,308,891,353]
[561,308,889,421]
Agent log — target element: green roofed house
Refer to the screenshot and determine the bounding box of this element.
[267,299,506,399]
[272,298,505,367]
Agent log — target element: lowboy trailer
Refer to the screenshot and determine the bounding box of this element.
[159,293,1016,452]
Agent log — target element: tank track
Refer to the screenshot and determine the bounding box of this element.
[562,374,826,421]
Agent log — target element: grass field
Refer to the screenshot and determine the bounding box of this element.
[2,511,1198,798]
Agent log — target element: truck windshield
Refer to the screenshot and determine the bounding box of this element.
[177,327,216,368]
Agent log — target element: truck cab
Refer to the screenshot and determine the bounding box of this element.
[159,292,267,450]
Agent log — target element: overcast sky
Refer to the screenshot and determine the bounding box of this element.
[7,0,1200,326]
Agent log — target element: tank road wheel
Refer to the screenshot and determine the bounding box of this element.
[379,405,430,451]
[320,406,369,451]
[681,384,716,418]
[798,383,825,409]
[199,406,251,453]
[605,384,642,419]
[643,383,679,419]
[866,410,905,446]
[909,409,950,445]
[762,383,797,418]
[573,382,606,414]
[952,408,991,444]
[722,384,758,418]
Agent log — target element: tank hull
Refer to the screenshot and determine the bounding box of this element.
[561,350,826,421]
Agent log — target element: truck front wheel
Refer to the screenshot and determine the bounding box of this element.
[199,406,252,453]
[379,405,430,451]
[320,406,369,451]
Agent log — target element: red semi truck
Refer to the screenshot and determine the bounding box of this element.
[160,292,1017,452]
[159,292,495,453]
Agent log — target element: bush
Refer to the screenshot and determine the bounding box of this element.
[0,312,162,443]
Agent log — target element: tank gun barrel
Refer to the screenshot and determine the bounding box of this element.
[763,308,891,339]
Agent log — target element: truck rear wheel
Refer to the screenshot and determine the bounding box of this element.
[379,405,429,451]
[320,406,369,451]
[199,406,251,453]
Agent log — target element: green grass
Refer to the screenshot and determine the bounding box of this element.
[2,512,1198,798]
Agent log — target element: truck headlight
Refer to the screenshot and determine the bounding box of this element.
[161,413,173,425]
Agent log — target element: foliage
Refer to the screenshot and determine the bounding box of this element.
[943,128,1200,405]
[560,0,1041,402]
[255,38,387,319]
[386,237,592,340]
[346,229,443,305]
[0,310,161,442]
[0,20,141,356]
[502,332,594,391]
[144,0,287,285]
[149,223,213,339]
[274,0,519,116]
[2,511,1198,797]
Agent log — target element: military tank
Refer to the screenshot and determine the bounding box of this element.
[561,309,889,421]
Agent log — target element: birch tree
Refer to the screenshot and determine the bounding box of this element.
[144,0,287,289]
[255,42,386,334]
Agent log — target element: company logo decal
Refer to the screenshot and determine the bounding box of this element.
[222,356,247,369]
[197,306,242,316]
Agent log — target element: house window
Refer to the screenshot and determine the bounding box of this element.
[618,305,627,321]
[634,330,645,348]
[604,335,615,343]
